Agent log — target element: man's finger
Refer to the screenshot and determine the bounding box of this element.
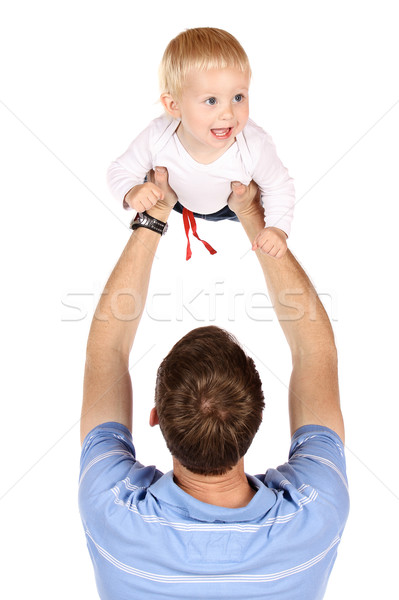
[154,166,168,185]
[231,181,246,195]
[153,169,170,193]
[155,166,167,175]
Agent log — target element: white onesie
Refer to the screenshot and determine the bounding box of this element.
[107,115,295,236]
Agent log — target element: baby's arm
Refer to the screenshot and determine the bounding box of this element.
[248,126,295,255]
[229,182,287,259]
[107,124,154,211]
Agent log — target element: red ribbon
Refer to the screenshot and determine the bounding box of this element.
[182,208,217,261]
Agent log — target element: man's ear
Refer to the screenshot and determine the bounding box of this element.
[160,93,181,119]
[149,407,159,427]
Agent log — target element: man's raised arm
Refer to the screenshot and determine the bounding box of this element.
[229,183,344,442]
[80,168,175,444]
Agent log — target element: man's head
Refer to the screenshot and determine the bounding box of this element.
[154,326,265,476]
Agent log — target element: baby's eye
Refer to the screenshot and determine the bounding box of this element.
[233,94,244,103]
[205,97,217,106]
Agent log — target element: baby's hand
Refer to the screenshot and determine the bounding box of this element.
[125,180,165,212]
[252,227,288,259]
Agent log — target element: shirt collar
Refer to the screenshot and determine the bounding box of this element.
[148,471,277,523]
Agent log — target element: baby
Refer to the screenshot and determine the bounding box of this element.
[107,27,295,259]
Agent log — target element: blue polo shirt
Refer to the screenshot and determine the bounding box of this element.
[79,423,349,599]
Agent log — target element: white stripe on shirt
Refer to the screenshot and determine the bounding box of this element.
[79,450,132,485]
[110,483,318,532]
[293,453,348,490]
[85,527,340,583]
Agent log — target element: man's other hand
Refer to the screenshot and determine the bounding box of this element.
[228,180,262,220]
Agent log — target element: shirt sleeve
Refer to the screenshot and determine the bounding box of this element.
[249,125,296,237]
[78,422,163,524]
[107,124,154,210]
[283,425,349,522]
[258,425,349,525]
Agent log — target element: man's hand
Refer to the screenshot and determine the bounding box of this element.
[229,182,288,259]
[228,180,262,220]
[252,227,288,259]
[124,166,177,212]
[146,167,178,210]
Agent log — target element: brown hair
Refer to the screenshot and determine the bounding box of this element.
[155,326,264,476]
[159,27,251,99]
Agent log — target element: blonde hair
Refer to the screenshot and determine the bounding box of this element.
[159,28,251,99]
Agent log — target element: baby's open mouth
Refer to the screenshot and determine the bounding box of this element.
[211,127,233,139]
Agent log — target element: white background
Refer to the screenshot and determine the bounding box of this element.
[1,0,398,597]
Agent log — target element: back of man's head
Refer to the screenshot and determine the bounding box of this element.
[155,326,265,476]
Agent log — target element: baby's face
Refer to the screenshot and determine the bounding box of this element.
[175,67,250,157]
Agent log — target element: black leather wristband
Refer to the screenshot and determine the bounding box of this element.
[130,211,168,236]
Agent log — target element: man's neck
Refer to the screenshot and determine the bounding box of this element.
[172,458,256,508]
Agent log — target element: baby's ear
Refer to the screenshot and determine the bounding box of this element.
[160,93,181,118]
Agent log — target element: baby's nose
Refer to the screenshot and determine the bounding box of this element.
[219,104,234,120]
